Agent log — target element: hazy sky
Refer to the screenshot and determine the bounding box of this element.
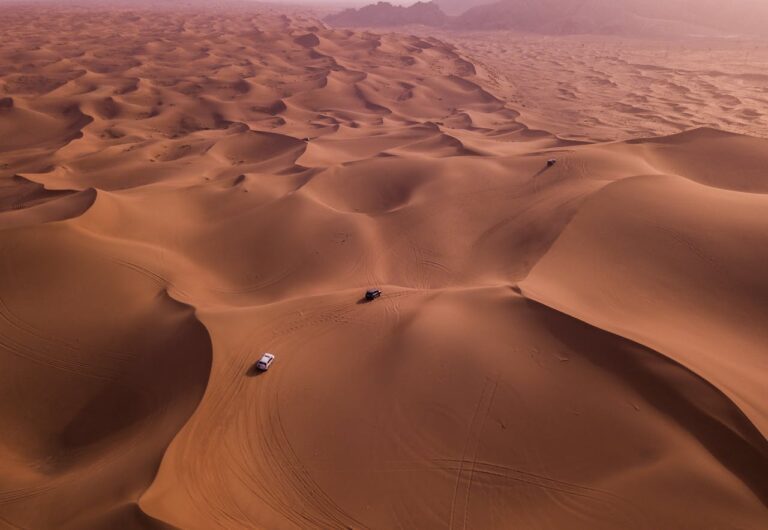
[0,0,419,4]
[274,0,417,5]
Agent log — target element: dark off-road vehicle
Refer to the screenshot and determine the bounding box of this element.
[365,289,382,301]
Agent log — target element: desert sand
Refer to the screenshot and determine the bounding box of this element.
[0,3,766,529]
[426,31,768,142]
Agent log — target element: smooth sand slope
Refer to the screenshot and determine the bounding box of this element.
[0,5,766,529]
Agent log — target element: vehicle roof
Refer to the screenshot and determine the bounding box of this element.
[366,288,381,293]
[260,353,274,360]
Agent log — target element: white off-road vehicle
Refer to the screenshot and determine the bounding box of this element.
[256,353,275,371]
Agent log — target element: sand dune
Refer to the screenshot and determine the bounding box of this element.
[414,30,768,142]
[0,4,766,530]
[522,167,768,436]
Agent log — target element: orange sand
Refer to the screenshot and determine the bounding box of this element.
[0,5,766,529]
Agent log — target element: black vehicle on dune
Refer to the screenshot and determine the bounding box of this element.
[365,289,382,301]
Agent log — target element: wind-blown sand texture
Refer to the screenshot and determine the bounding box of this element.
[373,29,768,142]
[0,5,766,530]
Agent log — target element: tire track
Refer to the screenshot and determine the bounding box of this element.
[448,376,497,530]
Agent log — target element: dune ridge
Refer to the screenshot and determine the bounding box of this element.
[0,4,766,529]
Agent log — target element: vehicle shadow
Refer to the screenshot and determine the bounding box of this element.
[356,297,372,305]
[246,363,266,377]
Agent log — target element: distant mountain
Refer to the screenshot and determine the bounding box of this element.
[453,0,651,35]
[324,1,448,28]
[631,0,768,36]
[453,0,768,36]
[433,0,497,16]
[325,0,768,37]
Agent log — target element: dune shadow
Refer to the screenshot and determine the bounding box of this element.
[525,298,768,506]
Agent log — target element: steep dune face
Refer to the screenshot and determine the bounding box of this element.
[521,168,768,437]
[0,221,212,529]
[0,5,767,530]
[622,129,768,193]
